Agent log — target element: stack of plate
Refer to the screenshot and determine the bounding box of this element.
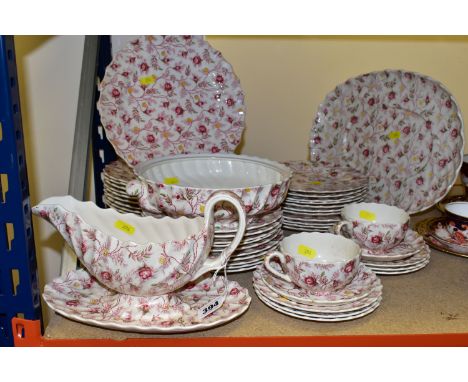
[212,208,283,273]
[281,161,368,232]
[102,159,142,215]
[361,230,430,275]
[253,262,382,322]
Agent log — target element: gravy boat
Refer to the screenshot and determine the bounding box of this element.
[32,191,246,297]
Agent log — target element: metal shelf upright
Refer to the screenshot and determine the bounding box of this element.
[0,36,42,347]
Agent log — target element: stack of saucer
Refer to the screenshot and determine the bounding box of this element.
[281,161,368,232]
[212,208,283,273]
[253,263,382,322]
[361,230,431,275]
[102,159,142,215]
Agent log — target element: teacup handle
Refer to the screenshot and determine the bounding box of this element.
[264,251,293,283]
[190,191,246,280]
[126,179,161,215]
[333,220,352,237]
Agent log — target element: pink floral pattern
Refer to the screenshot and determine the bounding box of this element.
[310,70,464,213]
[97,35,245,167]
[32,202,212,297]
[43,269,251,333]
[282,161,368,193]
[128,177,290,219]
[266,254,359,293]
[253,268,382,313]
[363,242,430,268]
[342,220,409,251]
[260,262,377,304]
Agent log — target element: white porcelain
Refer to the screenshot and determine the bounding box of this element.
[128,154,292,218]
[43,269,251,333]
[445,202,468,220]
[33,192,246,297]
[264,232,361,292]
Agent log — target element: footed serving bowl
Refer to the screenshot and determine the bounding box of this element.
[127,153,292,218]
[32,192,246,297]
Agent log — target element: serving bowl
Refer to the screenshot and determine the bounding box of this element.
[32,192,246,297]
[127,153,292,218]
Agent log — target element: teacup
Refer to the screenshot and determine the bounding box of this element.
[264,232,360,292]
[32,191,246,297]
[334,202,409,251]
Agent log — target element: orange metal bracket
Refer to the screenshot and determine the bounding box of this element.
[11,318,468,347]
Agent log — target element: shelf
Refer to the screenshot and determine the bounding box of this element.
[12,227,468,345]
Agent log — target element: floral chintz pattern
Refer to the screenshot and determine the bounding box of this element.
[43,269,251,332]
[310,70,464,213]
[282,161,368,193]
[127,177,291,218]
[32,203,211,297]
[253,268,382,313]
[261,262,377,303]
[282,255,359,293]
[97,35,246,167]
[347,220,409,251]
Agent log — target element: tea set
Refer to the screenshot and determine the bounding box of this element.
[34,36,465,332]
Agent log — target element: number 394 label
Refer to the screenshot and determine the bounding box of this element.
[197,295,226,320]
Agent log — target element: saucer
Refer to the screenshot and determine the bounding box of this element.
[360,230,424,261]
[366,260,430,275]
[363,244,430,268]
[253,269,382,313]
[43,269,251,333]
[255,288,381,322]
[363,244,431,275]
[258,262,378,305]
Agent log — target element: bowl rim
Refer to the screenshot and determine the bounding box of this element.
[279,232,361,264]
[341,202,410,224]
[445,201,468,219]
[132,153,292,191]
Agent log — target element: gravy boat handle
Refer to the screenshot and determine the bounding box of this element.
[191,191,246,280]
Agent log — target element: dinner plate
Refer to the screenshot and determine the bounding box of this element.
[97,35,246,167]
[310,70,464,213]
[283,161,368,193]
